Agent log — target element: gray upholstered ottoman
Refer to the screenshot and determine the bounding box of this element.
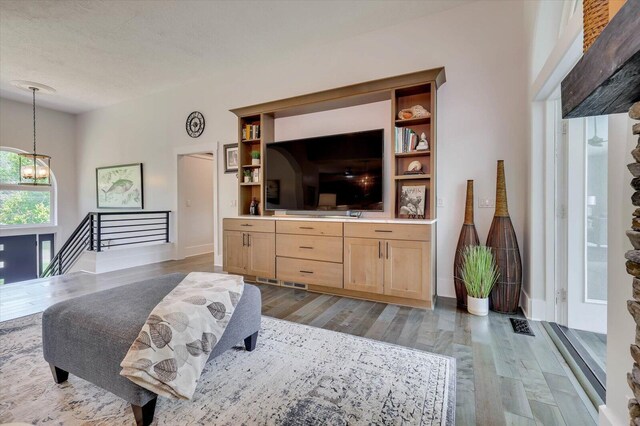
[42,272,261,426]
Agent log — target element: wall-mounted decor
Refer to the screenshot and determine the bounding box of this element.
[96,163,144,209]
[266,180,280,204]
[453,180,480,308]
[486,160,522,313]
[398,184,426,219]
[185,111,205,138]
[224,144,238,173]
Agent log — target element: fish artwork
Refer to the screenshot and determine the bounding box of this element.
[102,179,134,196]
[96,164,144,208]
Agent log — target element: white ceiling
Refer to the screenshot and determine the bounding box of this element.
[0,0,470,114]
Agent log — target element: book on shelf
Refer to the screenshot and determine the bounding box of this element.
[394,127,419,153]
[242,124,260,140]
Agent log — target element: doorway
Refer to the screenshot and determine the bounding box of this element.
[548,101,608,403]
[177,153,215,259]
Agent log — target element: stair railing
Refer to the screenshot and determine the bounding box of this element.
[41,211,170,278]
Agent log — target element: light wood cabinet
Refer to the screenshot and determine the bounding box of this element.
[277,257,343,289]
[384,240,429,299]
[344,237,429,300]
[246,232,275,278]
[276,234,343,263]
[223,231,247,275]
[223,223,275,279]
[344,238,384,294]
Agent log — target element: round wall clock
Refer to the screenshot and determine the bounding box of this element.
[186,111,205,138]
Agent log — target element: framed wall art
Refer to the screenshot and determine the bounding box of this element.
[224,144,239,173]
[96,163,144,209]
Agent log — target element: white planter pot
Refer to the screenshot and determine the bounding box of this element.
[467,295,489,316]
[244,176,251,183]
[252,159,260,165]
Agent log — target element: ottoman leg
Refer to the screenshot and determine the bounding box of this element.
[244,331,258,351]
[132,397,157,426]
[49,364,69,384]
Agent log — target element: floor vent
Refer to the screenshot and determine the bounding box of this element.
[510,318,535,336]
[255,277,279,286]
[282,281,308,290]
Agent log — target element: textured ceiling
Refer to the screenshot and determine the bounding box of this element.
[0,0,469,114]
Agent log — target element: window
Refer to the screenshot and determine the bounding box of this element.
[0,148,55,227]
[585,116,607,303]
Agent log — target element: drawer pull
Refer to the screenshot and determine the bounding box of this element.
[374,229,393,233]
[240,224,253,227]
[299,246,314,249]
[299,270,314,274]
[299,226,314,230]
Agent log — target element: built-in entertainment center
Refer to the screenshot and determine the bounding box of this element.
[225,68,445,309]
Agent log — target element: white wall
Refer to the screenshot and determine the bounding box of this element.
[601,114,636,425]
[178,155,214,257]
[76,0,528,297]
[0,97,78,243]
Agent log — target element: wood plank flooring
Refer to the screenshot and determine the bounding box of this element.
[0,254,597,425]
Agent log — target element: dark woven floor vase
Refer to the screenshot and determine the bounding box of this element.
[486,160,522,314]
[453,180,480,307]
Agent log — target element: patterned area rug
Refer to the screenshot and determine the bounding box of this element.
[0,314,455,425]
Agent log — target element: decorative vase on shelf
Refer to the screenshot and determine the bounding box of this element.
[453,180,480,308]
[486,160,522,314]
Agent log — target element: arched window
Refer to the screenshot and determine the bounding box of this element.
[0,147,56,227]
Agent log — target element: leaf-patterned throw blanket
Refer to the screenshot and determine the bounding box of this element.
[120,272,244,400]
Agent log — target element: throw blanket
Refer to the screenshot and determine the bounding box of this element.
[120,272,244,400]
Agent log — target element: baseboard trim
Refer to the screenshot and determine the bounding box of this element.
[599,404,624,426]
[520,289,546,320]
[183,243,214,258]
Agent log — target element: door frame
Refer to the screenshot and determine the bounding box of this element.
[173,142,219,263]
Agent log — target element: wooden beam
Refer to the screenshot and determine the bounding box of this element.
[230,67,445,118]
[561,0,640,118]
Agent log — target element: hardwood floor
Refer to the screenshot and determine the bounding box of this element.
[0,254,597,425]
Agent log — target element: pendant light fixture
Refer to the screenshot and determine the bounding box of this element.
[10,81,55,186]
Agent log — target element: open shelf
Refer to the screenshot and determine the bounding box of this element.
[241,164,261,168]
[394,174,431,180]
[395,117,430,127]
[242,138,261,143]
[395,150,430,158]
[240,182,260,186]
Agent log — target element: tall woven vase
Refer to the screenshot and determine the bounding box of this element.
[453,180,480,307]
[486,160,522,314]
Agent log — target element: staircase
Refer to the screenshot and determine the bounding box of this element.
[41,211,170,277]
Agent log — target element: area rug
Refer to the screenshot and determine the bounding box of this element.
[0,314,455,425]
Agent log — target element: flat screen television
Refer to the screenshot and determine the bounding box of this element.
[265,129,384,212]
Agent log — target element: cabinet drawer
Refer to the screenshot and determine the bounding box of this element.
[224,218,274,233]
[276,220,343,237]
[276,234,343,263]
[277,257,343,288]
[344,223,431,241]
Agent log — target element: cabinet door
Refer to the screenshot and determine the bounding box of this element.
[223,231,247,275]
[247,232,276,279]
[384,240,429,300]
[343,237,384,294]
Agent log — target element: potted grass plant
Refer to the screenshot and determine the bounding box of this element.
[243,169,252,183]
[460,245,500,316]
[251,150,260,165]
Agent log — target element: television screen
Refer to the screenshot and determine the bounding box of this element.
[265,129,384,212]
